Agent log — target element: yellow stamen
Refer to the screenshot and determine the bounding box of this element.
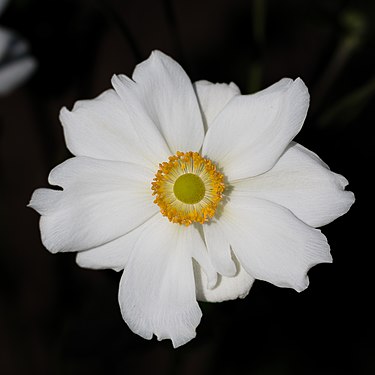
[151,151,225,226]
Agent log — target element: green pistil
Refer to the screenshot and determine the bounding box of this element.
[173,173,205,204]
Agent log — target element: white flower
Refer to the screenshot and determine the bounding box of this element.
[29,50,354,348]
[0,0,36,95]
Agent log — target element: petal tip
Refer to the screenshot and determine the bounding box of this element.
[347,190,356,206]
[59,106,75,130]
[206,274,218,290]
[292,77,309,97]
[296,276,310,293]
[171,331,197,349]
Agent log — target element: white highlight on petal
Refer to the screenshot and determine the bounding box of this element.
[193,80,240,130]
[29,157,158,253]
[232,142,355,227]
[219,195,332,292]
[194,255,255,303]
[203,78,310,181]
[114,50,204,154]
[119,215,203,348]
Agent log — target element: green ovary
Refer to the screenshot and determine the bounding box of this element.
[173,173,205,204]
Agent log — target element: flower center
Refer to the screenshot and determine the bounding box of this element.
[152,151,225,226]
[173,173,205,204]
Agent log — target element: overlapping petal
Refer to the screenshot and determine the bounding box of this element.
[218,195,332,292]
[60,89,169,170]
[194,257,255,303]
[76,218,155,271]
[119,215,208,348]
[193,80,240,129]
[113,50,204,154]
[203,220,236,277]
[202,78,309,181]
[232,142,355,227]
[29,157,158,253]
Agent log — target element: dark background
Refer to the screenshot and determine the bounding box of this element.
[0,0,373,374]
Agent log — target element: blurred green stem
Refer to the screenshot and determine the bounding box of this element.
[248,0,266,93]
[311,9,366,114]
[318,75,375,128]
[163,0,186,69]
[252,0,266,46]
[96,0,143,62]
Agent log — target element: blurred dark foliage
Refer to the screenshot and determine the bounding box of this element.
[0,0,374,374]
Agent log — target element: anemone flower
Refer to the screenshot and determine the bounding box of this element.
[29,50,354,347]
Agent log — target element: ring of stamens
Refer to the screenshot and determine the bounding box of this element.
[152,151,225,226]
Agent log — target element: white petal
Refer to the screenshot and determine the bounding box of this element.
[119,215,202,348]
[60,88,169,170]
[253,78,294,96]
[193,80,240,129]
[194,255,255,302]
[76,217,154,271]
[203,78,309,181]
[113,50,204,153]
[0,57,36,95]
[219,195,332,292]
[203,221,236,277]
[190,225,218,289]
[232,142,355,227]
[29,157,158,253]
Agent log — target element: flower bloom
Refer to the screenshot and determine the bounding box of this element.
[0,0,36,95]
[29,50,354,347]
